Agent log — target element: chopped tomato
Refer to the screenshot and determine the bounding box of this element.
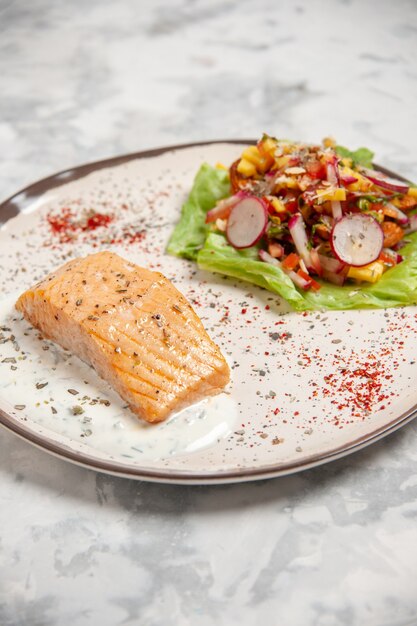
[305,159,326,180]
[381,221,404,248]
[282,253,300,271]
[297,270,321,291]
[268,242,284,258]
[379,251,396,266]
[395,195,417,211]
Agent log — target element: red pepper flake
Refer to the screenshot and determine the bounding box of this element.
[45,205,147,248]
[318,354,392,420]
[241,308,247,314]
[85,212,113,230]
[46,207,114,244]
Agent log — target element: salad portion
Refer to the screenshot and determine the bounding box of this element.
[206,136,417,291]
[167,137,417,311]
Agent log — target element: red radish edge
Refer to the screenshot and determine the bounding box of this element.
[362,168,409,194]
[326,154,341,187]
[206,191,248,223]
[341,175,358,185]
[226,196,268,249]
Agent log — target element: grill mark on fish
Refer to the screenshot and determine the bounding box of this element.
[117,324,222,372]
[89,330,184,386]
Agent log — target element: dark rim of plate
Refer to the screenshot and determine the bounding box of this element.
[0,140,414,484]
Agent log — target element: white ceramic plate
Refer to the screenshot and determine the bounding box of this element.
[1,141,417,484]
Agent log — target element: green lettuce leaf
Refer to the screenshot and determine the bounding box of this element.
[166,164,230,260]
[335,145,374,168]
[167,164,417,311]
[198,232,417,310]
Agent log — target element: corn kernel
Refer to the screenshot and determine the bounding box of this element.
[215,162,227,170]
[240,146,272,174]
[408,187,417,198]
[237,158,257,177]
[261,137,277,155]
[323,137,336,148]
[340,166,371,191]
[275,155,290,170]
[266,196,286,213]
[347,261,384,283]
[316,188,346,202]
[242,146,261,165]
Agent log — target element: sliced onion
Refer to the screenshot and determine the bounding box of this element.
[259,249,279,266]
[288,270,312,290]
[406,214,417,233]
[317,254,345,274]
[326,154,341,187]
[310,248,323,276]
[381,247,403,264]
[331,214,384,267]
[384,202,408,225]
[288,213,313,269]
[259,250,311,290]
[362,168,409,194]
[226,196,268,249]
[331,201,343,220]
[206,191,248,223]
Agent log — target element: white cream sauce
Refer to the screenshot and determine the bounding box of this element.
[0,295,237,462]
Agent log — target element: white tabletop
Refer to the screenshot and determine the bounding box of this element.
[1,1,417,624]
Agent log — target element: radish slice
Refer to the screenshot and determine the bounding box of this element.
[362,168,409,194]
[331,214,384,267]
[206,191,248,223]
[317,254,345,274]
[226,196,268,249]
[288,213,313,269]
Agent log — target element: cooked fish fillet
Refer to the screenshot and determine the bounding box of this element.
[16,251,230,423]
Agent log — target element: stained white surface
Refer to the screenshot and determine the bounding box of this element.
[1,0,417,624]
